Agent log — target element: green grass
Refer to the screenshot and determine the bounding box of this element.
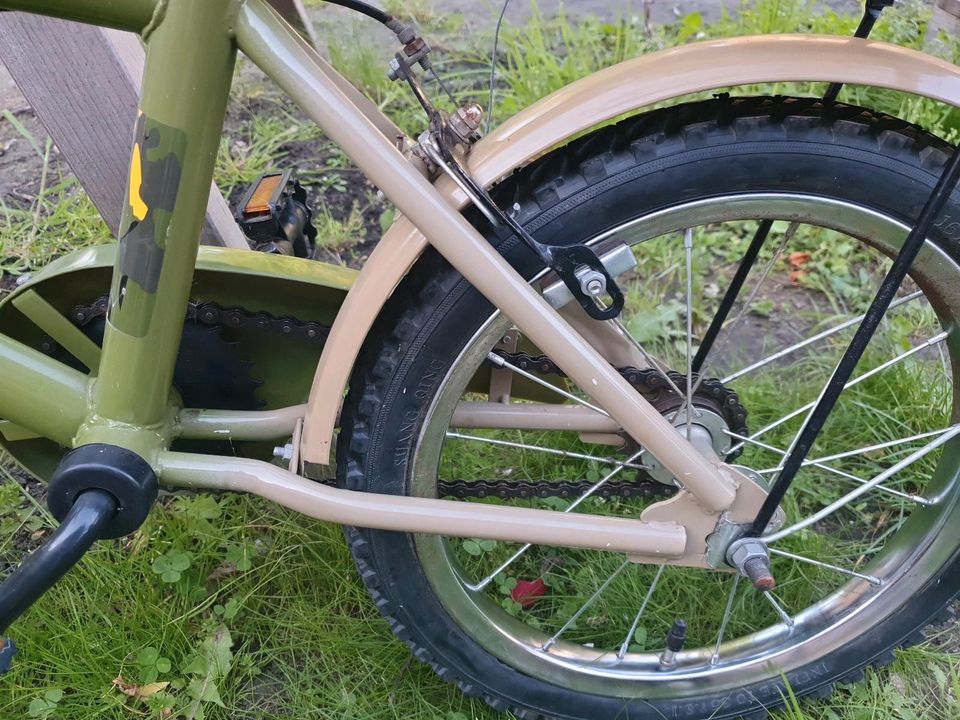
[2,0,960,718]
[0,112,111,273]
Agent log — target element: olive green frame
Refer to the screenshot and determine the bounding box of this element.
[0,0,768,558]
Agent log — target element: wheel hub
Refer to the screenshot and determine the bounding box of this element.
[643,406,733,485]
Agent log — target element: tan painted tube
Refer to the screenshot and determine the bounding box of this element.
[237,0,739,513]
[177,404,306,441]
[301,35,960,469]
[451,402,620,433]
[158,452,686,556]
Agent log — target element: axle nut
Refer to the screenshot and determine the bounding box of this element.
[48,444,158,540]
[726,538,776,591]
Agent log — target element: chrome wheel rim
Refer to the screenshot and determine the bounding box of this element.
[409,193,960,698]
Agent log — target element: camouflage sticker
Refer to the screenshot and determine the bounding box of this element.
[110,111,186,337]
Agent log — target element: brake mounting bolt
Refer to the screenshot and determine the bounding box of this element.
[726,537,776,591]
[579,270,607,297]
[449,103,484,144]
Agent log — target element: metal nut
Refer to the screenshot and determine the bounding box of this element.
[579,270,606,297]
[727,538,776,591]
[449,103,484,144]
[727,537,767,567]
[386,57,402,81]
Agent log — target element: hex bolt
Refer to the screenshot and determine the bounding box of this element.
[273,444,294,462]
[726,538,776,591]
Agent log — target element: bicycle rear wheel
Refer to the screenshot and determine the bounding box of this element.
[338,96,960,719]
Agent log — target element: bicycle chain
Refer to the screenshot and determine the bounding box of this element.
[63,299,748,502]
[67,296,331,344]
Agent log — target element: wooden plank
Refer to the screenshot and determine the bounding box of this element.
[0,13,249,247]
[267,0,320,48]
[927,0,960,46]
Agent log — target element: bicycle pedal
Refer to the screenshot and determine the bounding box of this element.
[235,169,317,258]
[0,638,17,674]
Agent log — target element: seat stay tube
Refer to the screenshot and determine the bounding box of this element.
[76,0,239,458]
[236,0,740,512]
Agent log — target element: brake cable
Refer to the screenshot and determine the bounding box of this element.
[389,37,625,321]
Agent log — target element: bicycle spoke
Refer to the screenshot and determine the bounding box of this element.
[710,574,740,666]
[684,227,696,435]
[802,428,955,467]
[616,564,665,660]
[728,332,948,455]
[693,220,773,374]
[607,318,686,399]
[764,425,960,543]
[725,430,929,504]
[542,558,630,651]
[763,591,794,627]
[773,332,949,475]
[487,352,608,416]
[721,290,924,384]
[464,450,644,592]
[768,547,881,585]
[691,222,796,396]
[446,431,649,471]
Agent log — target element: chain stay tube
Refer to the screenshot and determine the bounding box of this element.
[749,146,960,536]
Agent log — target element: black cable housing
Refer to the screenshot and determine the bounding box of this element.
[323,0,393,27]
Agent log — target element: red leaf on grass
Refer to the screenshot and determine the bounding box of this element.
[511,578,547,608]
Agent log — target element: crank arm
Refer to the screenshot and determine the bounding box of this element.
[0,445,157,672]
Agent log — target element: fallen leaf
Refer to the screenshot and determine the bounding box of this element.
[511,578,548,608]
[788,251,812,267]
[137,682,170,699]
[788,269,808,284]
[113,676,170,699]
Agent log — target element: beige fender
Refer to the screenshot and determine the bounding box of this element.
[302,33,960,467]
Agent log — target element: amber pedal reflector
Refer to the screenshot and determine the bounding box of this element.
[243,173,284,218]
